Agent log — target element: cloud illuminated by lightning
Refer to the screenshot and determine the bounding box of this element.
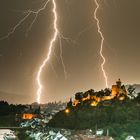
[94,0,108,88]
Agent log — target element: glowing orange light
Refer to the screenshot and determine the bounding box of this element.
[91,101,98,107]
[22,114,35,120]
[65,109,70,114]
[119,96,125,101]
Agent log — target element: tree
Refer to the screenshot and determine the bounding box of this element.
[83,91,89,98]
[67,98,73,108]
[88,89,95,95]
[75,92,83,101]
[135,92,140,103]
[96,90,105,99]
[127,85,136,99]
[104,88,111,96]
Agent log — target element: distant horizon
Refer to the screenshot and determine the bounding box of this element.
[1,81,140,104]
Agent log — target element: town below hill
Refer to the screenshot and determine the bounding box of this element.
[1,79,140,139]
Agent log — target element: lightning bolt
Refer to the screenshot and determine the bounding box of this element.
[37,0,80,103]
[0,12,31,40]
[0,0,71,104]
[59,36,68,80]
[0,0,104,104]
[0,0,50,40]
[94,0,108,88]
[36,0,58,104]
[58,34,78,80]
[36,0,78,103]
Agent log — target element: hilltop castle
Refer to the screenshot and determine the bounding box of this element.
[111,79,127,98]
[68,79,128,107]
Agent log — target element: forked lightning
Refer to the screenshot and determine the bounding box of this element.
[94,0,108,88]
[37,0,58,104]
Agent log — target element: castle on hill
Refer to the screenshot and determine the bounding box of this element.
[67,79,128,107]
[111,79,127,100]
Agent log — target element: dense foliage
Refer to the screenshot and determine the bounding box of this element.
[0,101,27,126]
[0,101,27,116]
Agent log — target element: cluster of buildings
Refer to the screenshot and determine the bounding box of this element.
[0,129,17,140]
[16,101,66,122]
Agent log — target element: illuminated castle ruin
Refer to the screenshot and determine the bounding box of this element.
[111,79,127,100]
[70,79,128,107]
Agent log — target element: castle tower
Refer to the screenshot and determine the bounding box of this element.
[116,79,121,88]
[111,79,122,97]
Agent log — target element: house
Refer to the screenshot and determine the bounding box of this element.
[79,135,114,140]
[126,136,135,140]
[0,129,17,140]
[53,132,68,140]
[96,129,104,136]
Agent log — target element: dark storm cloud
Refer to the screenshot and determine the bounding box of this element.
[0,0,140,103]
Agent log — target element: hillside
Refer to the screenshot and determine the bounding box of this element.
[49,99,140,128]
[48,86,140,139]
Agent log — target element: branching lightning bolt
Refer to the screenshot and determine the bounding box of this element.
[0,0,50,40]
[37,0,58,104]
[0,13,31,40]
[36,0,76,103]
[0,0,107,104]
[0,0,72,104]
[94,0,108,88]
[59,36,68,79]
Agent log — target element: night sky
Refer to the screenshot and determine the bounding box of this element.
[0,0,140,104]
